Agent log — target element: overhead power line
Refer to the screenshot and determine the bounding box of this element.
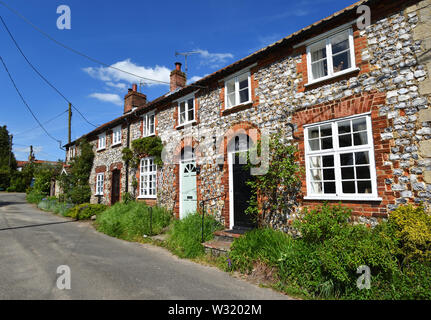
[0,14,98,128]
[0,0,206,88]
[0,55,64,150]
[13,109,68,136]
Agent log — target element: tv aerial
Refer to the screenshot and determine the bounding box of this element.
[175,51,200,77]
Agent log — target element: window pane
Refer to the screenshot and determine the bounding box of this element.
[310,156,321,168]
[311,45,326,62]
[342,181,356,193]
[332,51,351,73]
[357,181,372,193]
[312,60,328,79]
[324,182,336,193]
[239,88,249,103]
[332,37,349,54]
[353,132,368,145]
[340,153,353,166]
[180,112,186,123]
[320,125,332,137]
[339,134,352,148]
[309,139,320,151]
[352,118,366,132]
[338,121,351,134]
[226,81,235,94]
[227,92,235,107]
[180,102,186,113]
[309,127,319,139]
[321,137,333,150]
[356,166,371,179]
[323,169,335,180]
[311,182,323,194]
[187,99,194,111]
[355,152,369,165]
[310,169,322,180]
[188,108,194,121]
[341,167,355,179]
[239,78,248,90]
[322,155,334,167]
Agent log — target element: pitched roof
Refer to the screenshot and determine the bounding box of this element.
[65,0,413,147]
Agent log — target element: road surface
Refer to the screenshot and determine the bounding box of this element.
[0,193,290,300]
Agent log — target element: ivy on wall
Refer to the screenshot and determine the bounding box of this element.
[122,136,164,168]
[245,129,303,228]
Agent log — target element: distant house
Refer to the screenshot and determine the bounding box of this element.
[64,0,431,232]
[16,160,61,171]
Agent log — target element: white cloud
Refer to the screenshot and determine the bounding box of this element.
[106,82,127,90]
[83,59,170,86]
[194,49,234,68]
[89,93,123,106]
[14,146,43,153]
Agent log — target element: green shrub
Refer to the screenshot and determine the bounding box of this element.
[26,189,47,204]
[388,204,431,264]
[229,203,431,300]
[96,202,171,240]
[66,203,107,220]
[229,228,293,273]
[294,203,351,243]
[167,212,223,258]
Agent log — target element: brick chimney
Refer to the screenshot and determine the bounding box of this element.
[170,62,186,92]
[124,83,147,114]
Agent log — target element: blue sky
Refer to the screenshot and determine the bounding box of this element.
[0,0,356,161]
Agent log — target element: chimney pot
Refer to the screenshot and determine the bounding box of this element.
[132,83,138,92]
[175,62,182,71]
[170,62,186,92]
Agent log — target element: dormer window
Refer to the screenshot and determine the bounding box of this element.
[112,125,122,146]
[225,71,251,108]
[178,94,195,126]
[143,112,155,137]
[98,132,106,150]
[306,28,356,84]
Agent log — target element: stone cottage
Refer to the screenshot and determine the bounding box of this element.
[64,0,431,232]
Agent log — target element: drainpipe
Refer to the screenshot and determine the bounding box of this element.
[125,118,130,193]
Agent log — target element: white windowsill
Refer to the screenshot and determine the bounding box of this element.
[176,120,196,128]
[142,133,156,138]
[137,195,157,199]
[304,195,382,201]
[305,67,360,87]
[111,142,121,147]
[225,100,252,110]
[97,148,106,151]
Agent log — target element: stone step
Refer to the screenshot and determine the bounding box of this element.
[203,239,232,257]
[213,230,242,243]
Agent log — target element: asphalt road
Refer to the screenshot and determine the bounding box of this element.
[0,193,290,300]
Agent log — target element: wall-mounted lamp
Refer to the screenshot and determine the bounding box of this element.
[96,194,103,204]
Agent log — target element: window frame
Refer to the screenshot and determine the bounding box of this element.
[142,112,156,137]
[112,125,122,146]
[306,28,357,85]
[96,172,104,195]
[97,132,106,150]
[304,113,380,201]
[138,157,157,199]
[224,71,252,109]
[177,94,196,126]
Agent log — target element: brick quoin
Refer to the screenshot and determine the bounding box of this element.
[291,91,395,220]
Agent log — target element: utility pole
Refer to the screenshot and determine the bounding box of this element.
[68,102,72,145]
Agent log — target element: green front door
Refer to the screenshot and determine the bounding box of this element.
[180,161,197,219]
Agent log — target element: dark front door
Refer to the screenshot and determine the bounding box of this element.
[232,153,256,230]
[111,170,120,205]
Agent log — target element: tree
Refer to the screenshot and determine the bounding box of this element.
[0,125,17,190]
[59,139,94,204]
